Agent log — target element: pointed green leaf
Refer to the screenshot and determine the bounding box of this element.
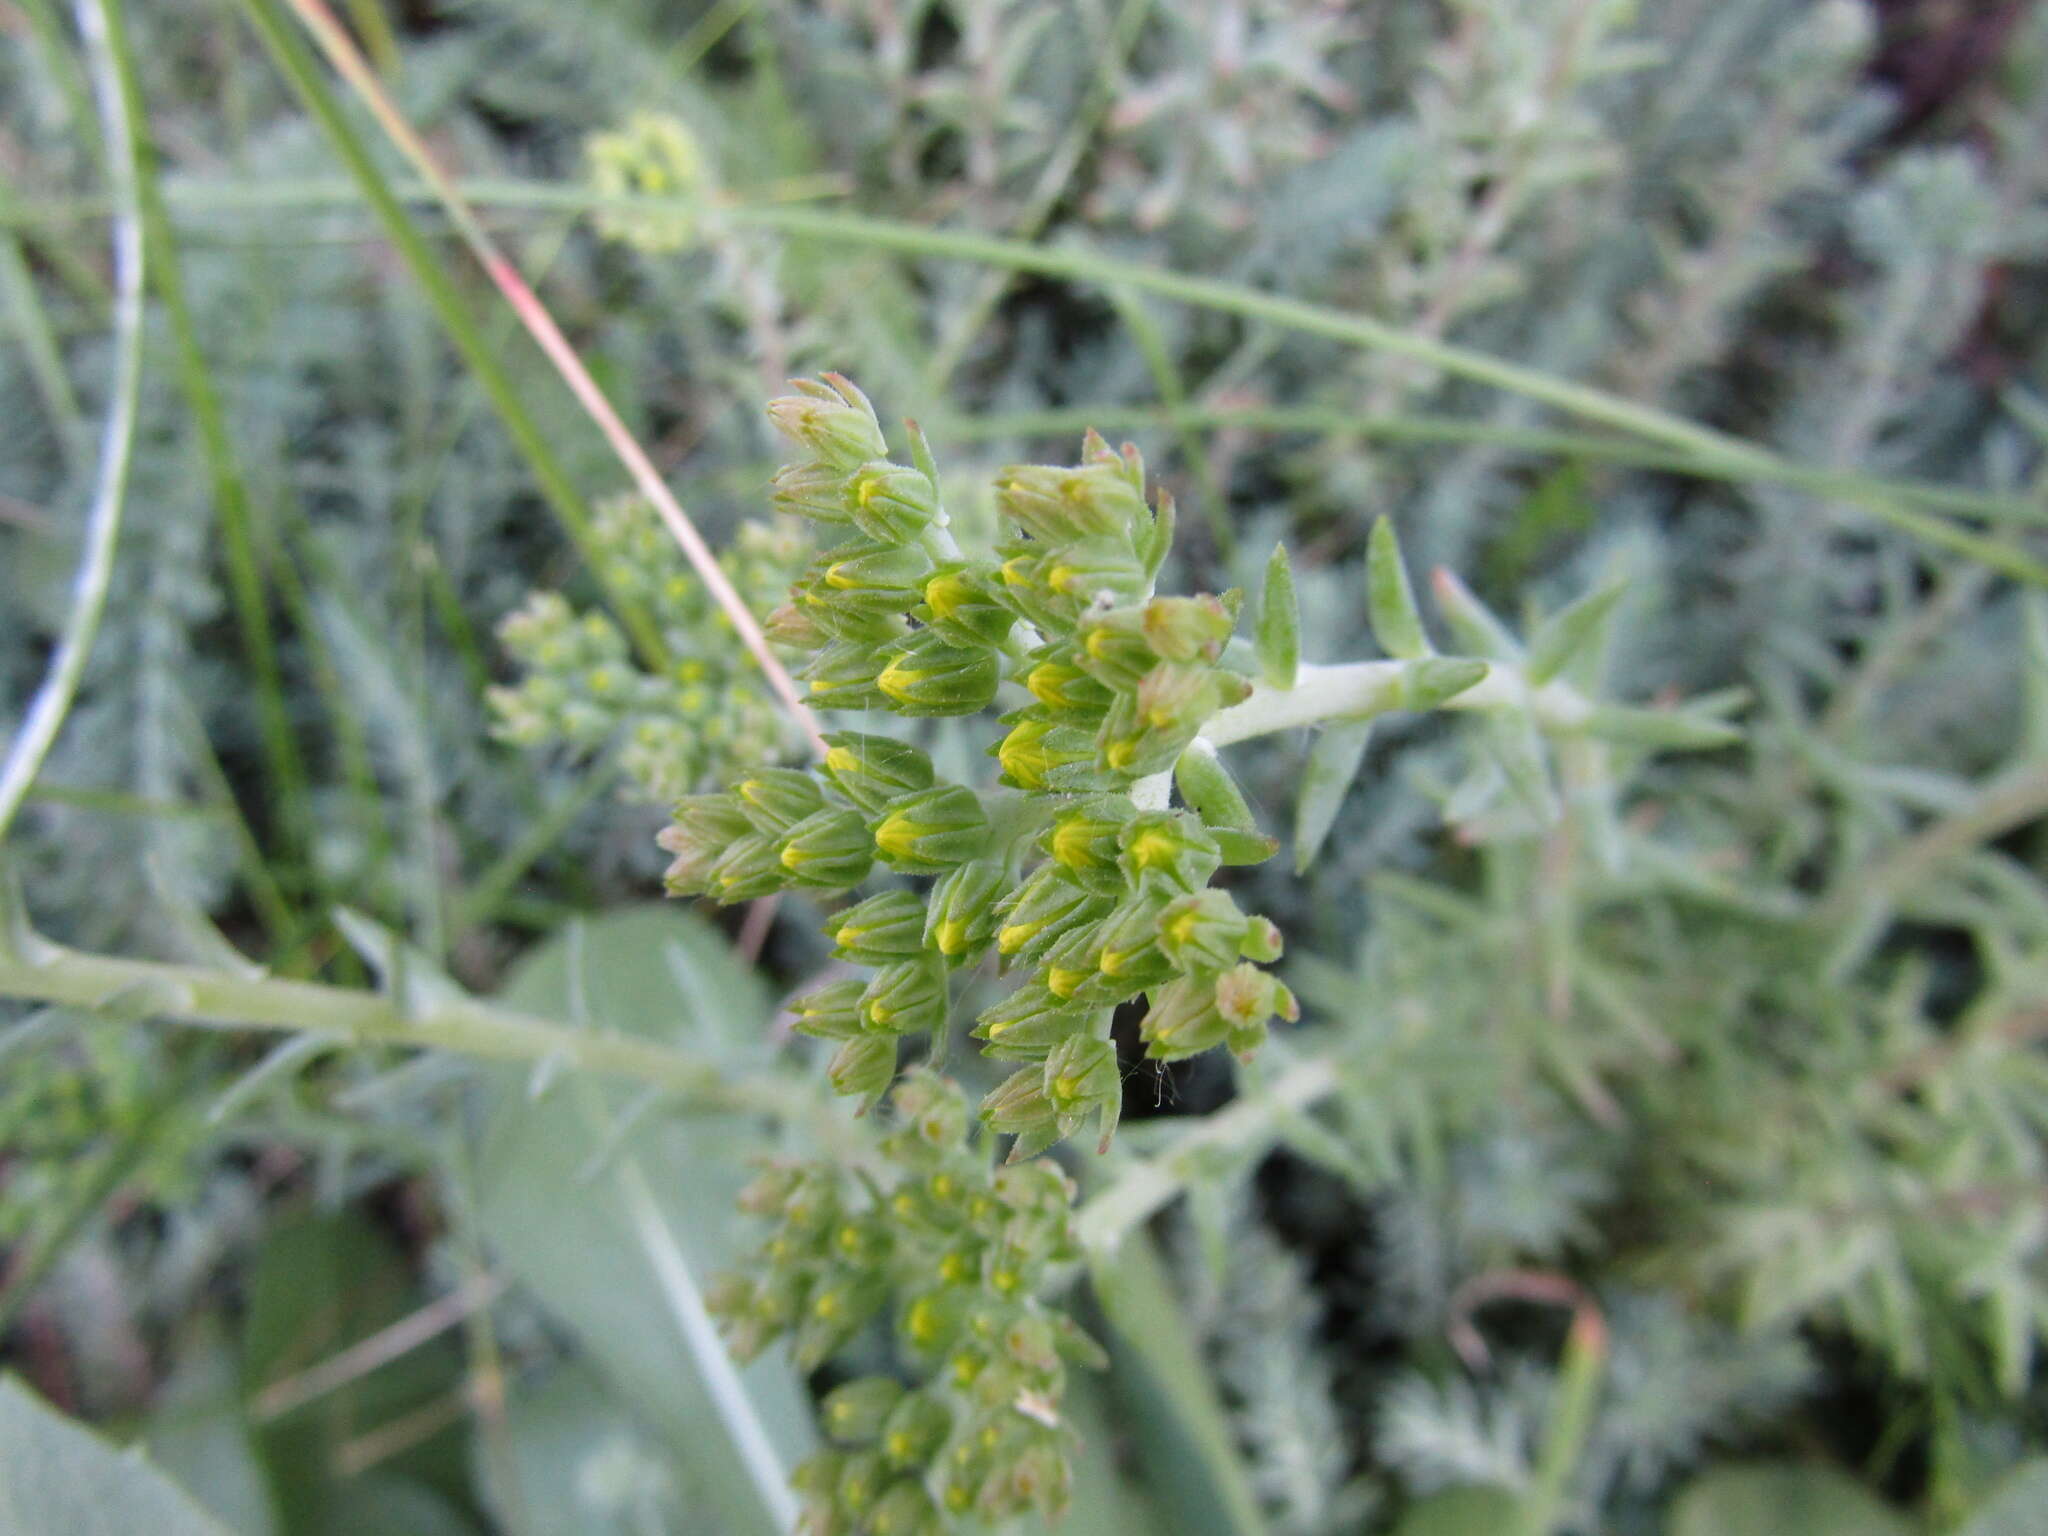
[1254,543,1300,688]
[1525,583,1627,686]
[1400,657,1489,712]
[1429,567,1522,661]
[1579,705,1742,751]
[1293,720,1372,874]
[1214,828,1281,866]
[1174,741,1257,832]
[1366,518,1431,659]
[1487,709,1559,825]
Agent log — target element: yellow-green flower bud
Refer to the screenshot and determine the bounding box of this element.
[826,889,930,963]
[1073,606,1159,689]
[871,785,990,873]
[919,563,1015,647]
[996,865,1111,965]
[1140,593,1236,662]
[817,541,934,619]
[972,983,1090,1062]
[791,977,869,1040]
[767,375,889,471]
[711,832,791,901]
[1213,961,1298,1055]
[880,1392,952,1470]
[980,1065,1061,1157]
[1091,895,1177,991]
[1021,647,1112,718]
[733,767,827,834]
[770,458,859,527]
[657,793,749,894]
[876,632,1001,717]
[847,462,940,543]
[1042,804,1126,887]
[804,639,890,709]
[827,1034,899,1106]
[820,731,935,814]
[763,601,829,651]
[861,956,950,1037]
[995,457,1150,544]
[867,1479,944,1536]
[777,807,875,890]
[1156,888,1257,973]
[1116,811,1221,893]
[995,715,1098,790]
[924,861,1005,964]
[795,1268,889,1368]
[822,1376,906,1445]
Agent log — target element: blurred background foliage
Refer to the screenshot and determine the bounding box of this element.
[3,0,2048,1531]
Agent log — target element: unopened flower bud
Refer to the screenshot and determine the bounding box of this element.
[1117,811,1221,893]
[996,458,1150,544]
[767,375,889,471]
[791,977,869,1040]
[861,956,950,1036]
[818,541,933,619]
[876,632,1001,716]
[920,564,1015,647]
[712,832,792,901]
[828,1034,899,1105]
[847,461,940,543]
[995,715,1098,791]
[880,1392,952,1470]
[868,1479,943,1536]
[826,889,930,963]
[820,731,934,813]
[777,807,875,889]
[1091,896,1177,991]
[972,983,1090,1061]
[1156,888,1254,973]
[1042,804,1126,887]
[822,1376,906,1445]
[770,458,858,526]
[924,861,1004,963]
[795,1268,890,1367]
[1141,594,1235,662]
[804,640,889,709]
[763,601,829,650]
[996,865,1112,964]
[733,767,827,834]
[872,785,990,873]
[1214,961,1298,1056]
[657,793,749,893]
[1022,648,1113,717]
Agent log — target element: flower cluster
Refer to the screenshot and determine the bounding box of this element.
[708,1074,1102,1536]
[586,110,711,254]
[489,494,809,802]
[659,376,1298,1155]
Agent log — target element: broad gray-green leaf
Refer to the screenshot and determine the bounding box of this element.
[1367,518,1431,660]
[1294,721,1372,874]
[476,906,814,1536]
[1953,1459,2048,1536]
[1089,1233,1270,1536]
[1255,543,1300,688]
[1393,1486,1523,1536]
[0,1376,234,1536]
[476,1362,687,1536]
[1667,1463,1914,1536]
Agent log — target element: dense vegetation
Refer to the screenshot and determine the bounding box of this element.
[2,1,2047,1533]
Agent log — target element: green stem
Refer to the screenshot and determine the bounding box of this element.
[1075,1051,1341,1255]
[0,0,145,846]
[0,926,809,1119]
[231,0,673,672]
[104,0,312,864]
[1514,1310,1606,1536]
